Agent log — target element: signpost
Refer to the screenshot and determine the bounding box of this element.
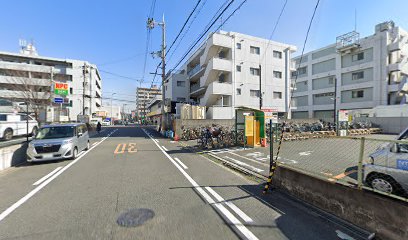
[54,97,63,104]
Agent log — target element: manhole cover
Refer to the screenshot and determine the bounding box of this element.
[116,208,155,227]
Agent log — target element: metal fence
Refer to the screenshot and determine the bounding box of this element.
[275,136,408,202]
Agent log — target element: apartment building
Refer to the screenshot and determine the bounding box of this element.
[171,31,296,119]
[136,86,161,119]
[0,46,102,122]
[291,21,408,119]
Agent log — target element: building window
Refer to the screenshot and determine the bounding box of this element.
[273,51,282,59]
[69,100,73,107]
[273,91,282,99]
[315,92,334,97]
[352,90,364,98]
[236,65,241,72]
[328,77,334,84]
[236,88,241,95]
[352,52,364,62]
[70,87,73,94]
[273,71,282,79]
[298,66,307,75]
[218,73,225,82]
[165,86,167,91]
[176,81,185,87]
[352,71,364,80]
[236,43,241,49]
[250,46,260,55]
[250,67,260,76]
[177,97,186,102]
[250,90,260,97]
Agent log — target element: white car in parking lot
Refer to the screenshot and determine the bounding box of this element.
[0,113,38,140]
[364,127,408,196]
[101,120,111,126]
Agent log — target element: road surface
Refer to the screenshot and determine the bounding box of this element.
[0,126,368,239]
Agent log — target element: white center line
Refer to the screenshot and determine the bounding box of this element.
[174,157,188,169]
[32,167,63,186]
[205,186,254,223]
[142,129,258,240]
[0,129,117,223]
[161,146,169,151]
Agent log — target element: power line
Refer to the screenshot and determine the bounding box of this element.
[167,0,202,54]
[170,0,236,72]
[141,0,158,84]
[167,0,208,63]
[261,0,288,61]
[99,69,142,82]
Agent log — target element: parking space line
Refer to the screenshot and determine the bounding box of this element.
[174,157,188,169]
[32,167,63,186]
[162,146,168,151]
[224,156,264,173]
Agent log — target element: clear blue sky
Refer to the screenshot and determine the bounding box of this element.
[1,0,408,109]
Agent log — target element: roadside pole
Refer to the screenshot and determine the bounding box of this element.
[26,101,29,143]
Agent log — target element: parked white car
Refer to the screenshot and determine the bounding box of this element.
[364,127,408,196]
[0,113,39,140]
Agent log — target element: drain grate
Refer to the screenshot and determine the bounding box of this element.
[116,208,155,227]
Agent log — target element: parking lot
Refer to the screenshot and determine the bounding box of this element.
[200,134,398,185]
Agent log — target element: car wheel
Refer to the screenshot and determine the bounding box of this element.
[85,141,90,150]
[3,129,13,141]
[367,174,401,195]
[71,147,78,160]
[31,127,38,137]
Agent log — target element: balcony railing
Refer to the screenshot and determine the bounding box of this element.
[190,83,201,92]
[187,64,201,77]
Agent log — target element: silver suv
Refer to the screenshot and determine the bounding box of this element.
[27,123,90,162]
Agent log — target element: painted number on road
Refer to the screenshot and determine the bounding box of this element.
[114,143,137,154]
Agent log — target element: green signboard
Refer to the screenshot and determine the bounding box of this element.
[54,89,68,96]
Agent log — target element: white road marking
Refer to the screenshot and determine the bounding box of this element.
[205,187,253,223]
[161,146,168,151]
[224,156,264,173]
[142,129,258,240]
[299,151,313,156]
[174,157,188,169]
[154,139,159,143]
[230,152,269,166]
[92,142,98,146]
[32,167,63,186]
[0,129,117,223]
[335,230,355,240]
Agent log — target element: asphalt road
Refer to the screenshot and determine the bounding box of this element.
[0,126,369,239]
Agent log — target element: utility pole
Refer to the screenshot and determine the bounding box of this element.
[147,15,166,130]
[333,77,338,134]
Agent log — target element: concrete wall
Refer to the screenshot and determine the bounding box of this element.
[341,87,373,103]
[312,76,335,90]
[0,143,27,170]
[312,58,336,75]
[341,67,373,86]
[273,166,408,240]
[341,47,374,68]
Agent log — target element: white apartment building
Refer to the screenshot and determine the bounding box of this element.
[164,71,190,103]
[0,45,102,122]
[136,86,161,119]
[173,31,296,119]
[291,21,408,119]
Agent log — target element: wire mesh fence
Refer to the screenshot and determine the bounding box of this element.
[274,135,408,202]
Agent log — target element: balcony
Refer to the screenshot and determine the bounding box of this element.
[200,33,232,65]
[200,57,232,87]
[187,64,202,77]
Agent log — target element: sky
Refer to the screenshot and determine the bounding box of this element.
[1,0,408,110]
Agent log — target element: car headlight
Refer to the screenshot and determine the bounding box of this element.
[62,139,73,145]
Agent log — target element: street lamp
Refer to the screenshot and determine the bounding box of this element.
[111,93,116,125]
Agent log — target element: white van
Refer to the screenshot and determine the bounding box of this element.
[0,113,39,140]
[364,127,408,196]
